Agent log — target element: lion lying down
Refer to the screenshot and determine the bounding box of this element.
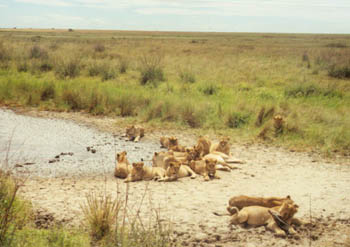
[229,202,299,237]
[124,162,165,182]
[158,160,196,182]
[124,125,144,142]
[227,195,294,212]
[189,158,220,181]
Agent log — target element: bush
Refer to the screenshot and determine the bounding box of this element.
[200,83,219,96]
[55,56,81,79]
[0,171,31,246]
[328,65,350,79]
[29,45,48,59]
[87,60,117,81]
[40,82,55,101]
[62,89,84,110]
[181,104,202,128]
[94,43,105,53]
[284,84,343,98]
[81,192,122,241]
[139,54,165,85]
[118,57,129,74]
[226,112,251,128]
[179,67,196,83]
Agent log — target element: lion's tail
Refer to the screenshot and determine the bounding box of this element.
[213,212,230,216]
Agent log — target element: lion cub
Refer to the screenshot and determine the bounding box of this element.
[124,162,165,183]
[229,202,299,237]
[210,136,231,156]
[158,161,196,182]
[114,151,132,179]
[189,158,219,181]
[125,125,144,142]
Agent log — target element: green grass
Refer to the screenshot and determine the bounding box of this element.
[0,29,349,156]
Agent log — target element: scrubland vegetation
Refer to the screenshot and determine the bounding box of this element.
[0,29,349,155]
[0,170,173,247]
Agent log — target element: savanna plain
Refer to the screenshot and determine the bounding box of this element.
[0,29,350,247]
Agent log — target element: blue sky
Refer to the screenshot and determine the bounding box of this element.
[1,0,350,33]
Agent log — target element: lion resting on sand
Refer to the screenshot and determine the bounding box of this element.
[152,152,180,170]
[158,161,196,182]
[210,137,232,156]
[125,125,144,142]
[114,151,132,179]
[189,158,219,181]
[227,195,294,213]
[124,162,165,182]
[229,202,299,237]
[196,136,211,157]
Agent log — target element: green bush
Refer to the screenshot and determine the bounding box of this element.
[226,112,251,128]
[29,45,48,59]
[139,54,165,85]
[55,56,81,79]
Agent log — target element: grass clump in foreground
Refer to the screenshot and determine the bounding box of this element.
[81,184,174,247]
[0,168,175,247]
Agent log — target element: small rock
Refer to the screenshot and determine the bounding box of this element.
[49,159,57,163]
[87,147,91,151]
[91,149,96,154]
[55,155,60,159]
[15,164,23,168]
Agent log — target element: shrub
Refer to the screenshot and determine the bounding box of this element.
[87,60,117,81]
[40,82,55,101]
[0,171,31,246]
[94,43,105,53]
[62,89,84,110]
[181,104,202,128]
[200,82,219,96]
[179,67,196,83]
[325,42,347,48]
[328,65,350,79]
[55,56,81,79]
[81,192,122,241]
[139,54,165,85]
[29,45,48,59]
[226,112,251,128]
[284,84,343,98]
[17,60,29,72]
[118,57,129,74]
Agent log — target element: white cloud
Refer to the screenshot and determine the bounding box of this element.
[15,0,72,7]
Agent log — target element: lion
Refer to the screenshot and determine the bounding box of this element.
[158,160,196,182]
[124,162,165,183]
[114,151,132,179]
[210,136,231,156]
[165,136,186,152]
[125,125,144,142]
[229,202,299,237]
[226,195,295,213]
[152,152,180,170]
[189,158,219,181]
[204,153,235,170]
[196,136,211,157]
[160,136,171,148]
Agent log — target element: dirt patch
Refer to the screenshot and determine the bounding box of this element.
[1,108,349,246]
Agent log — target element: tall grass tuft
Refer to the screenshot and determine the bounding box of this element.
[29,45,48,59]
[55,56,81,79]
[81,192,122,241]
[139,54,165,85]
[0,170,31,246]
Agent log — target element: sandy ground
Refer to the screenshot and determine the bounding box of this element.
[1,108,350,247]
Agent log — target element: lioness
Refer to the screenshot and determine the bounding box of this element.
[125,125,144,142]
[210,136,231,156]
[114,151,132,179]
[196,136,211,157]
[227,195,294,213]
[189,158,219,181]
[158,161,196,182]
[160,136,172,148]
[124,162,166,183]
[152,152,179,170]
[204,153,235,169]
[229,202,299,237]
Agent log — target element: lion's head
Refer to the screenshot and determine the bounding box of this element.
[130,162,144,179]
[219,137,230,149]
[168,136,178,147]
[126,125,136,138]
[167,161,181,177]
[205,158,217,178]
[278,202,299,221]
[116,151,127,163]
[186,146,201,162]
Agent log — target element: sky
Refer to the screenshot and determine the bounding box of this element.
[1,0,350,33]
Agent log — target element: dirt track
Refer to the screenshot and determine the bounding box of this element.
[1,108,350,246]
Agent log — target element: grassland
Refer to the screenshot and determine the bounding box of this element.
[0,28,349,156]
